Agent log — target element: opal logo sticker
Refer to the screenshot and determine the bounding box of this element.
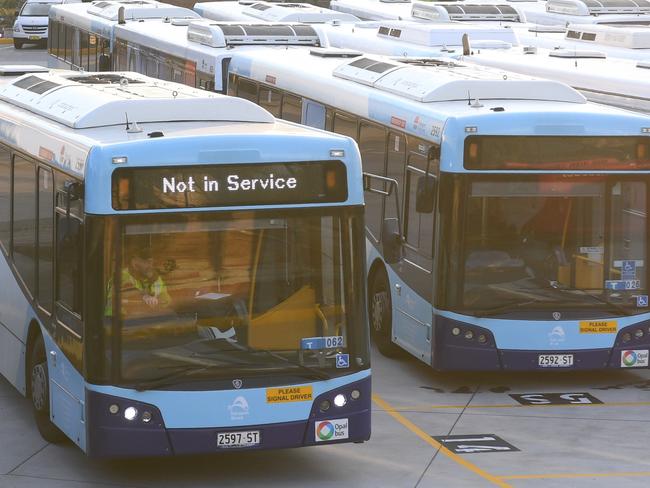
[315,418,349,442]
[228,396,250,421]
[621,350,649,368]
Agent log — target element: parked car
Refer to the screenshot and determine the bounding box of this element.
[13,0,80,49]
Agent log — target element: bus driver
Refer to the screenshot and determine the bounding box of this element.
[105,247,171,316]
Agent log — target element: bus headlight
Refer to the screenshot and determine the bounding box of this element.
[108,404,120,415]
[635,329,644,339]
[350,389,361,400]
[141,411,153,423]
[622,333,632,343]
[451,327,461,336]
[333,394,347,408]
[123,406,138,421]
[319,399,331,412]
[464,330,474,340]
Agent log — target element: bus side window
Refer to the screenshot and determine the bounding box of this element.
[12,156,37,295]
[403,143,439,261]
[237,78,258,104]
[38,167,54,314]
[359,122,387,242]
[0,146,10,251]
[385,132,406,223]
[55,177,83,321]
[281,94,302,124]
[332,111,357,140]
[88,34,97,72]
[259,86,282,117]
[80,31,89,71]
[227,73,237,97]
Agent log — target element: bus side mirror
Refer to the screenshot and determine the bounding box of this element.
[381,218,401,264]
[98,53,111,72]
[415,175,436,213]
[63,181,83,216]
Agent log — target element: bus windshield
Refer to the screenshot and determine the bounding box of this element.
[459,176,648,315]
[93,209,366,387]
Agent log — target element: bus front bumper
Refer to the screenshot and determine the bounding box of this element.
[85,377,371,458]
[433,317,650,371]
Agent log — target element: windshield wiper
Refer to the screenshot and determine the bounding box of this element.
[132,362,227,391]
[470,299,545,317]
[544,282,634,316]
[192,342,332,381]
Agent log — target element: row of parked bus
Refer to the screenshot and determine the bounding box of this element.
[0,0,648,459]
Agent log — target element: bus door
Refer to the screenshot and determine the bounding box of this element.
[302,100,326,130]
[50,179,85,448]
[391,147,437,364]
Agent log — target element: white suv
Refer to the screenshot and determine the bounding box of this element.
[12,0,79,49]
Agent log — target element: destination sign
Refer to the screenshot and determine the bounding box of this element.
[464,135,650,170]
[112,161,348,210]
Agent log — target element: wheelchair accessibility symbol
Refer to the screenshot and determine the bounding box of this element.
[637,295,649,308]
[335,354,350,369]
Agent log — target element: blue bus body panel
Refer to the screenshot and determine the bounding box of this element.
[0,255,33,394]
[41,331,87,451]
[86,369,370,428]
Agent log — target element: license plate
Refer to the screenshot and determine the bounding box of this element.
[28,36,41,40]
[538,354,574,368]
[216,430,260,448]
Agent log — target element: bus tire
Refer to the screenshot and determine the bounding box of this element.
[13,39,23,49]
[29,335,66,443]
[369,269,402,358]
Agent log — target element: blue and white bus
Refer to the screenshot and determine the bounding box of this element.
[222,49,650,371]
[0,69,370,456]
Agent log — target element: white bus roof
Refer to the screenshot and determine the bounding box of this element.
[187,20,321,48]
[324,20,519,52]
[465,45,650,112]
[194,1,361,23]
[331,55,584,103]
[87,0,199,21]
[564,23,650,49]
[410,2,525,23]
[49,1,199,36]
[0,71,274,129]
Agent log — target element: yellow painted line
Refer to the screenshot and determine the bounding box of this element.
[501,471,650,480]
[387,401,650,412]
[373,394,512,488]
[0,39,14,45]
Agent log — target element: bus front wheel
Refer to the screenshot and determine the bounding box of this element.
[29,335,66,443]
[369,270,402,357]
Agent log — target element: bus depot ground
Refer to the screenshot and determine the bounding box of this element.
[2,47,650,488]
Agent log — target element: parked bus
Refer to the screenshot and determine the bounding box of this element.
[0,68,369,456]
[48,0,199,72]
[222,48,650,371]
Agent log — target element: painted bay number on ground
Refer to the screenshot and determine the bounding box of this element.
[431,434,519,454]
[509,392,603,406]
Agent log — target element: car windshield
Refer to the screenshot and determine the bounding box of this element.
[20,3,54,16]
[460,176,648,315]
[97,209,366,386]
